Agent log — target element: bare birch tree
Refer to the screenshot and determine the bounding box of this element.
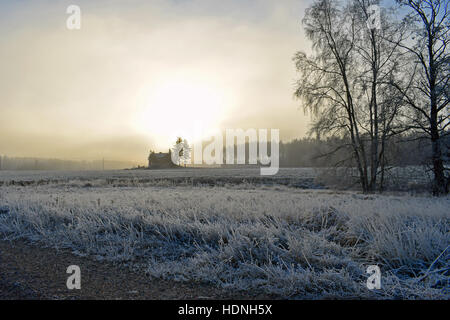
[295,0,405,192]
[392,0,449,195]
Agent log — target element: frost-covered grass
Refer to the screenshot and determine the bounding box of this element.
[0,168,318,182]
[0,168,321,189]
[0,179,448,299]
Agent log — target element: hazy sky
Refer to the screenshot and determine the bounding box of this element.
[0,0,313,163]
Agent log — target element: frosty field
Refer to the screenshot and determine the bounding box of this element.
[0,168,448,299]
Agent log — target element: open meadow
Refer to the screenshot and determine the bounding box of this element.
[0,168,448,299]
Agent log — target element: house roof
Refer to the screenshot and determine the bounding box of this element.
[150,152,170,159]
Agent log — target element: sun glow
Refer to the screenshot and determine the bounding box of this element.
[136,77,231,149]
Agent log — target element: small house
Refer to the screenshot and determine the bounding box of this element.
[148,150,177,169]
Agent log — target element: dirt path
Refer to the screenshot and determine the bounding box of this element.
[0,240,267,300]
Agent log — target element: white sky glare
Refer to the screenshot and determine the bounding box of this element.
[0,0,312,163]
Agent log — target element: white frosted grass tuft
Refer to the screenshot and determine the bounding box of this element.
[0,181,448,299]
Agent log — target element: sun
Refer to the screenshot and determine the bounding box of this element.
[135,78,230,149]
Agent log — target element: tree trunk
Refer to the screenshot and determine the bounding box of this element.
[428,27,448,196]
[430,121,447,195]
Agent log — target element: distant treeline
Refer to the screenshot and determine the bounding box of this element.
[0,156,138,171]
[1,133,448,171]
[223,133,449,168]
[279,134,449,168]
